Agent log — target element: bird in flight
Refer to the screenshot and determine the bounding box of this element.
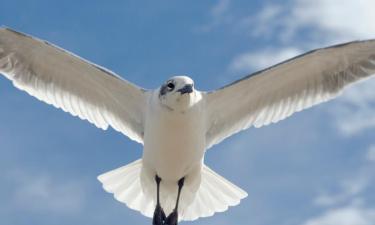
[1,27,375,225]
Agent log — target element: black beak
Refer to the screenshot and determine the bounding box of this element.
[177,84,193,95]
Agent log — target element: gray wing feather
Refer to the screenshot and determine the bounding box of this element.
[0,28,147,144]
[205,40,375,149]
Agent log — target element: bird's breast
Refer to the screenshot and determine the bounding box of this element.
[142,101,206,181]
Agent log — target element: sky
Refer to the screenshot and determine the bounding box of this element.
[1,0,375,225]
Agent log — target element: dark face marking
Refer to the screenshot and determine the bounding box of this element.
[159,84,168,96]
[159,80,175,97]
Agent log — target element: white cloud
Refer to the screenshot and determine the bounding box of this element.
[311,156,375,225]
[240,4,284,39]
[313,158,375,207]
[303,205,375,225]
[314,176,369,207]
[308,150,375,225]
[6,170,86,214]
[367,145,375,162]
[247,0,375,44]
[230,47,302,72]
[290,0,375,42]
[211,0,230,18]
[328,78,375,136]
[195,0,232,32]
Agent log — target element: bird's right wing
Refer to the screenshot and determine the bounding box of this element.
[205,40,375,149]
[0,28,148,144]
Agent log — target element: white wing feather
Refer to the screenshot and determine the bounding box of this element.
[205,40,375,149]
[0,28,147,144]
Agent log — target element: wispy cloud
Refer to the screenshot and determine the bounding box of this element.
[313,171,371,207]
[243,0,375,45]
[247,4,283,34]
[211,0,230,18]
[309,149,375,225]
[303,204,375,225]
[4,169,86,214]
[289,0,375,43]
[195,0,232,32]
[366,145,375,162]
[229,47,302,72]
[238,3,292,42]
[327,79,375,136]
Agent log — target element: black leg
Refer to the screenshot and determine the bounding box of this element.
[165,177,185,225]
[153,175,166,225]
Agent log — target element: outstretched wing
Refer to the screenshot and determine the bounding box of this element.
[205,40,375,149]
[0,28,147,144]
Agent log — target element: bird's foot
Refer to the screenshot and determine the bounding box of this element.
[165,209,178,225]
[152,204,166,225]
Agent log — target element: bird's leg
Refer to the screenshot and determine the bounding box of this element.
[153,175,166,225]
[165,177,185,225]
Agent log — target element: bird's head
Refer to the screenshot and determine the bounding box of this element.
[158,75,196,111]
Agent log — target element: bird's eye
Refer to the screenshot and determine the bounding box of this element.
[167,82,175,90]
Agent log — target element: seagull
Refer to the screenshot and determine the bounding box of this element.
[1,27,375,224]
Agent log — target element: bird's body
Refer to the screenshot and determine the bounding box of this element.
[1,27,375,223]
[142,87,205,182]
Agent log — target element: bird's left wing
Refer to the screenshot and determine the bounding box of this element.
[205,40,375,149]
[0,28,147,144]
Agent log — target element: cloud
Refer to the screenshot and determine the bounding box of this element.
[289,0,375,42]
[327,79,375,136]
[303,205,375,225]
[5,170,86,214]
[211,0,230,18]
[313,153,375,207]
[239,0,375,45]
[246,0,375,44]
[367,145,375,162]
[239,4,284,38]
[238,3,300,43]
[230,47,302,72]
[195,0,232,32]
[313,175,369,207]
[310,151,375,225]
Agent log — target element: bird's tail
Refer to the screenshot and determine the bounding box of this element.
[97,160,247,221]
[178,165,248,221]
[97,159,156,217]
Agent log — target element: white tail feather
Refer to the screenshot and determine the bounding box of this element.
[98,159,155,216]
[98,159,248,221]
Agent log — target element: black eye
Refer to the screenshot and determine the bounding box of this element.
[167,82,175,90]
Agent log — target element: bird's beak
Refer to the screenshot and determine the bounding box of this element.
[177,84,193,95]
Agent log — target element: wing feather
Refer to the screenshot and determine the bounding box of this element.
[205,40,375,149]
[0,28,147,144]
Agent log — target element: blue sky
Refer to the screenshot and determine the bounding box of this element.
[1,0,375,225]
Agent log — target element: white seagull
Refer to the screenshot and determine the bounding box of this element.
[1,27,375,224]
